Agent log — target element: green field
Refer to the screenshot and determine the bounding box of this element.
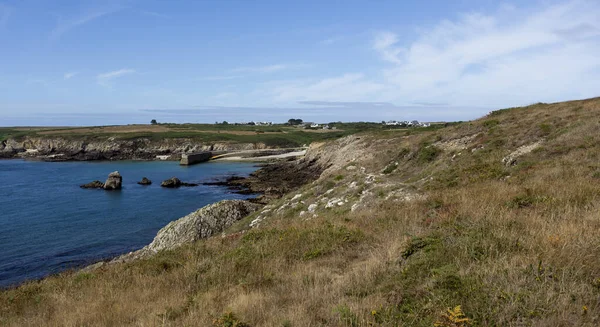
[0,122,442,147]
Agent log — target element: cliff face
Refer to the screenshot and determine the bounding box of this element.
[0,136,268,161]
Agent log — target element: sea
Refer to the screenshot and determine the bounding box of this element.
[0,159,258,288]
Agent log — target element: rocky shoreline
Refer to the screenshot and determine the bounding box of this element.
[201,157,324,204]
[81,150,326,270]
[0,136,272,161]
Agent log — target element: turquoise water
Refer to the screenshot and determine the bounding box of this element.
[0,160,258,288]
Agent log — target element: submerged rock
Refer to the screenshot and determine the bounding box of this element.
[80,180,105,189]
[103,171,122,190]
[138,177,152,185]
[113,200,261,262]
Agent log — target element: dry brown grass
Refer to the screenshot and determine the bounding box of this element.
[1,97,600,326]
[33,125,341,136]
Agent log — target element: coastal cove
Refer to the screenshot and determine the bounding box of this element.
[0,159,258,288]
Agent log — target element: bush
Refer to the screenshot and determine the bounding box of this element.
[539,123,552,136]
[418,146,441,163]
[382,163,398,174]
[483,119,499,128]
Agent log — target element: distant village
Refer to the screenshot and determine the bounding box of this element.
[219,119,431,129]
[382,120,431,127]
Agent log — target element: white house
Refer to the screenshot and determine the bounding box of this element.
[255,121,273,126]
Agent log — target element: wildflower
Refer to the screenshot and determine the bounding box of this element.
[434,305,471,327]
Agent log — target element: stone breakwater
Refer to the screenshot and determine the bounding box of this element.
[0,137,269,161]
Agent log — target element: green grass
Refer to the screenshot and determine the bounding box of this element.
[0,129,36,142]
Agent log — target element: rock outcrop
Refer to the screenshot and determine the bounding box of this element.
[138,177,152,185]
[103,171,122,190]
[0,139,25,158]
[114,200,261,262]
[80,180,104,189]
[161,177,182,188]
[502,140,543,166]
[161,177,198,188]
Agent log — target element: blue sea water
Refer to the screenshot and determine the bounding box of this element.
[0,159,258,288]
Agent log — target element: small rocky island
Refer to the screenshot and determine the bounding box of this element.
[80,171,123,190]
[137,177,152,185]
[160,177,199,188]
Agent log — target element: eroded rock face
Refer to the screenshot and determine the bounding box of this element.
[138,177,152,185]
[0,139,25,158]
[103,171,122,190]
[1,136,271,161]
[114,200,261,262]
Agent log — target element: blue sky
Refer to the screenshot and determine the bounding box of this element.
[1,0,599,126]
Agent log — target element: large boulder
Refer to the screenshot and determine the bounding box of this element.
[146,200,261,252]
[138,177,152,185]
[103,171,122,190]
[113,200,261,262]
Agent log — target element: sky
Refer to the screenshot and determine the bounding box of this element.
[0,0,599,126]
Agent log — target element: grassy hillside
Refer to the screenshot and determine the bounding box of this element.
[2,98,600,326]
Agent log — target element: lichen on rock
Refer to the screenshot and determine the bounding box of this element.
[114,200,261,262]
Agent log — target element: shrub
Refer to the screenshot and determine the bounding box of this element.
[382,163,398,174]
[483,120,499,128]
[401,236,438,259]
[418,145,441,163]
[539,123,552,135]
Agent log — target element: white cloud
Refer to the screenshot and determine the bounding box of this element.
[97,68,135,86]
[63,72,78,80]
[50,8,120,41]
[238,0,600,120]
[373,31,403,64]
[267,73,385,103]
[372,0,600,107]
